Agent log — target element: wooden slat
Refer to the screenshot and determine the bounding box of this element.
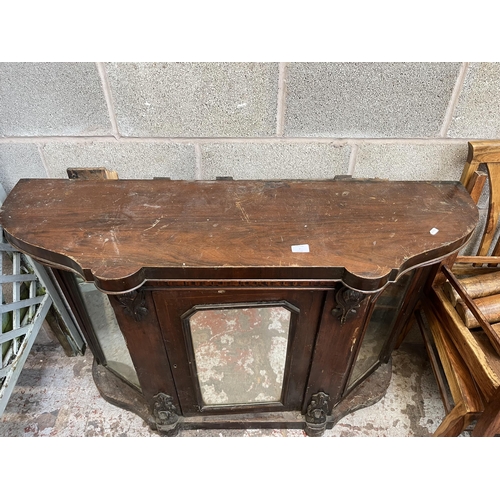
[460,160,480,188]
[422,300,483,414]
[455,293,500,328]
[472,386,500,436]
[433,402,475,437]
[465,170,487,203]
[429,286,500,400]
[415,309,454,413]
[442,265,500,356]
[455,256,500,264]
[461,142,500,193]
[477,162,500,256]
[444,270,500,306]
[466,141,500,165]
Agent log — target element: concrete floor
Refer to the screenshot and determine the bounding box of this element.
[0,323,462,437]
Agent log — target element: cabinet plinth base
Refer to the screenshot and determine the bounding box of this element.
[92,357,392,436]
[92,361,155,428]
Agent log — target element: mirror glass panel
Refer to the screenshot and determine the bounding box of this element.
[77,279,140,389]
[346,271,414,391]
[189,305,291,406]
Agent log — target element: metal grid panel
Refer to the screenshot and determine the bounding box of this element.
[0,234,53,415]
[0,183,85,416]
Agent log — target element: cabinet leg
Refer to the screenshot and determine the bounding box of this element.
[152,393,181,436]
[305,392,330,437]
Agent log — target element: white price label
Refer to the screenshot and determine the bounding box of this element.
[291,244,310,253]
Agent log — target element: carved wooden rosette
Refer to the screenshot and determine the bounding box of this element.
[305,391,331,437]
[116,289,148,322]
[332,286,366,324]
[152,393,180,435]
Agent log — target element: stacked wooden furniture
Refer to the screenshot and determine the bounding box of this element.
[422,141,500,437]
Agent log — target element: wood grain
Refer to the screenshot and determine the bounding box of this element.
[420,304,483,420]
[472,386,500,436]
[443,265,500,355]
[465,170,487,205]
[427,286,500,399]
[151,288,323,415]
[466,141,500,164]
[444,270,500,306]
[456,294,500,329]
[422,141,500,436]
[460,141,500,187]
[0,178,478,294]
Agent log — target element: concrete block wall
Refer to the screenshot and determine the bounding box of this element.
[1,62,500,193]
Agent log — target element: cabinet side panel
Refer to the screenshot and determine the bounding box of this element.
[108,291,180,407]
[304,287,374,412]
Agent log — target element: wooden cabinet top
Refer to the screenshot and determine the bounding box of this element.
[0,178,478,293]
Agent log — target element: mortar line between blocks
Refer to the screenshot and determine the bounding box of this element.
[96,62,120,139]
[439,62,469,138]
[0,137,474,145]
[36,144,51,177]
[348,144,358,176]
[276,63,288,137]
[195,144,202,180]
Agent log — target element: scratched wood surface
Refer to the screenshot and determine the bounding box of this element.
[0,178,478,293]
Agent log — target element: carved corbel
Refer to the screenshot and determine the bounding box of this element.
[331,286,365,324]
[116,289,148,322]
[305,391,330,437]
[152,393,180,435]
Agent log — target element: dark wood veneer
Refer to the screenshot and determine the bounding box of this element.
[0,177,478,435]
[1,179,477,293]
